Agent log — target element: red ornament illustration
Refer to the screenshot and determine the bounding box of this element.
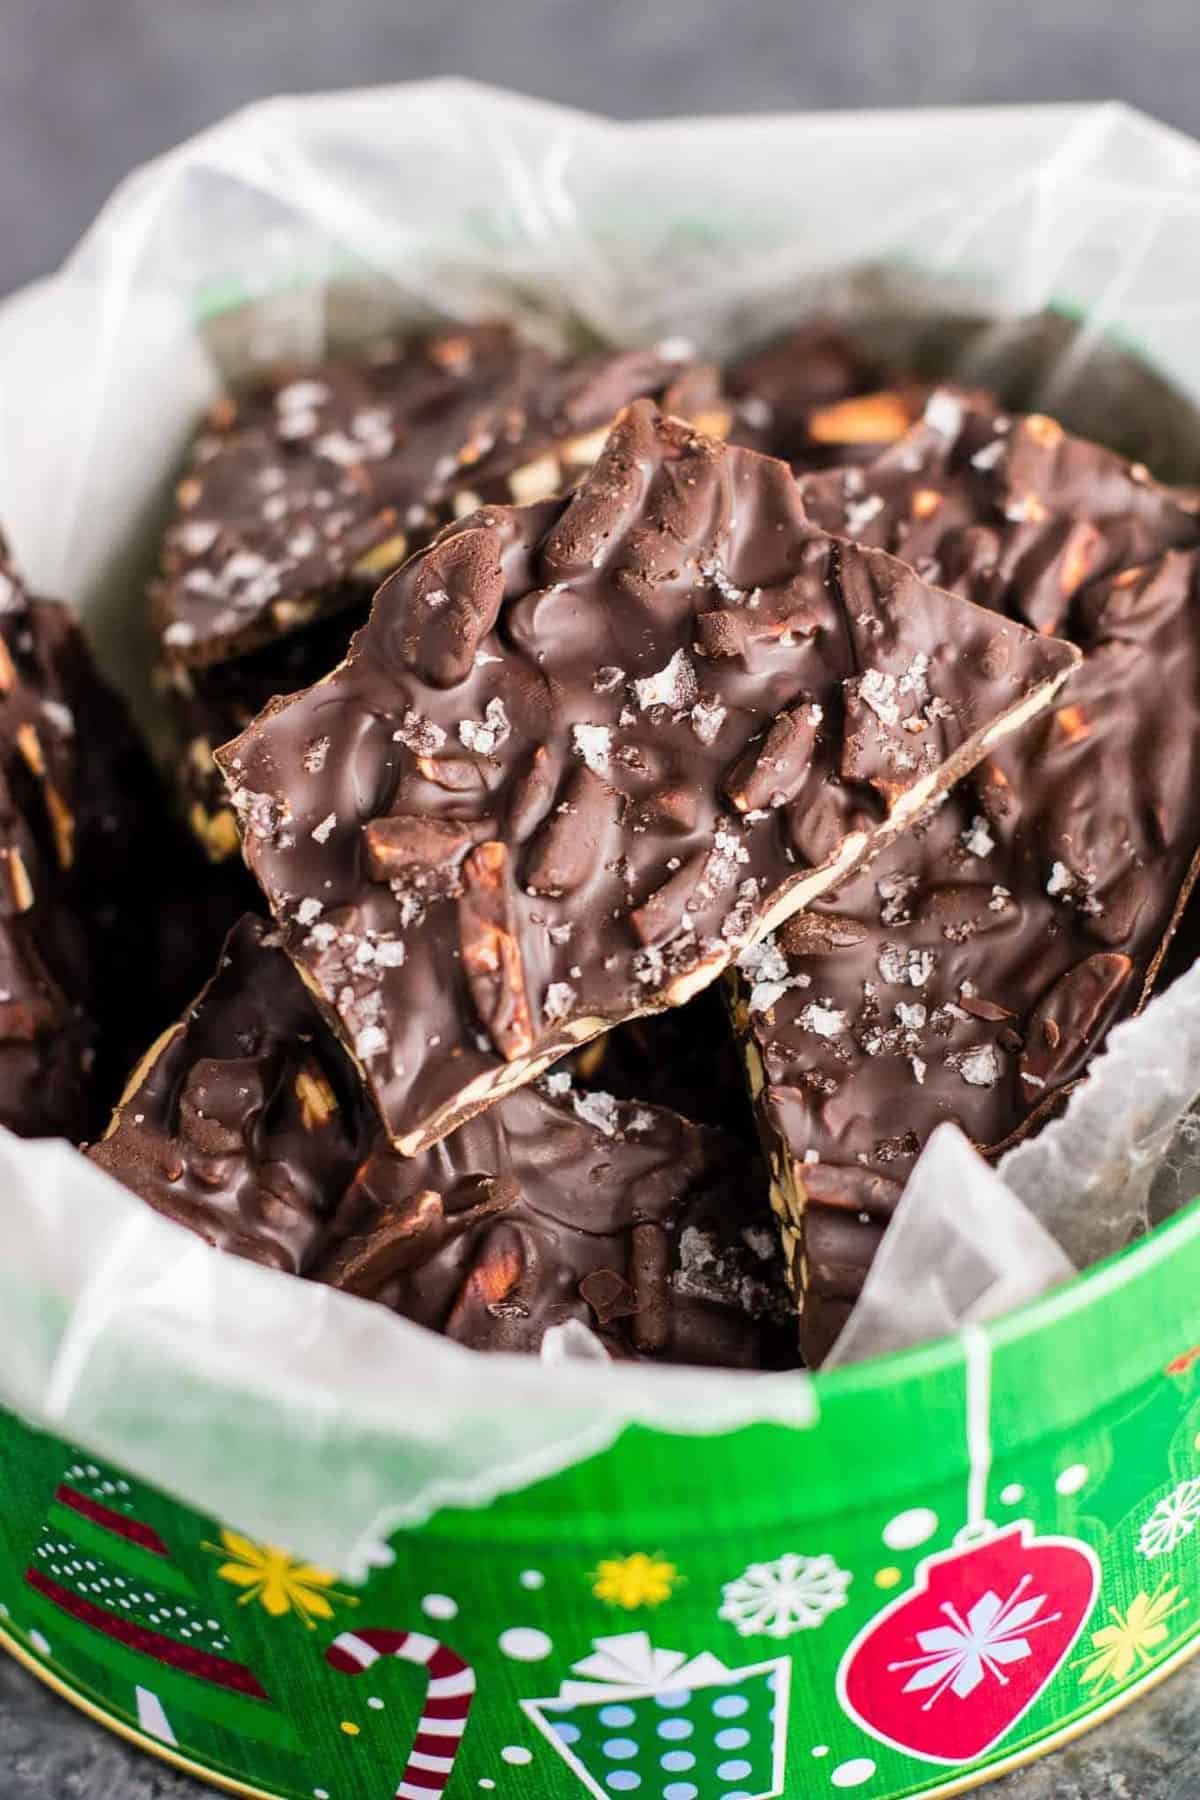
[327,1626,476,1796]
[837,1522,1100,1766]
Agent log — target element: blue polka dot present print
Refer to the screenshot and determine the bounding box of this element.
[521,1631,790,1798]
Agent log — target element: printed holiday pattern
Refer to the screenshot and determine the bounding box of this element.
[523,1631,790,1800]
[838,1523,1100,1766]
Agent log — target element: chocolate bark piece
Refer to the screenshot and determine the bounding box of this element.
[0,538,248,1116]
[150,324,711,669]
[312,1078,797,1367]
[92,914,792,1368]
[725,321,931,472]
[798,389,1199,616]
[0,541,119,1131]
[160,607,370,861]
[0,756,98,1140]
[740,406,1200,1364]
[217,401,1077,1156]
[0,584,248,1086]
[565,983,756,1143]
[726,321,876,457]
[87,915,371,1272]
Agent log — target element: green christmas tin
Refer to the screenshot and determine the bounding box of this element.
[3,84,1200,1800]
[4,1200,1200,1798]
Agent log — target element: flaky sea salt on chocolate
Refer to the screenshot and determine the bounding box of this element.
[312,1080,797,1366]
[216,402,1077,1154]
[87,916,372,1272]
[150,327,721,669]
[736,396,1200,1366]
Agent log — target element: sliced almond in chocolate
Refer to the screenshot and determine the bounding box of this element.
[918,882,1021,937]
[363,814,477,884]
[43,783,75,870]
[724,701,822,813]
[459,842,535,1061]
[800,1161,904,1218]
[628,784,699,836]
[506,744,559,841]
[786,782,876,868]
[630,854,708,948]
[778,912,870,956]
[294,1061,340,1129]
[1085,866,1151,947]
[1,845,33,914]
[414,753,488,795]
[958,993,1015,1022]
[524,767,620,896]
[807,389,919,446]
[447,1235,527,1330]
[695,583,827,660]
[178,1059,252,1158]
[1020,952,1133,1092]
[317,1188,447,1297]
[398,527,509,689]
[1010,518,1103,636]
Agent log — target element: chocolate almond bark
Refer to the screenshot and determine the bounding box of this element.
[798,389,1199,612]
[0,756,97,1140]
[725,320,936,472]
[151,324,715,670]
[160,607,371,861]
[90,914,795,1367]
[216,403,1077,1156]
[87,915,372,1272]
[313,1075,796,1366]
[739,396,1200,1363]
[0,534,248,1128]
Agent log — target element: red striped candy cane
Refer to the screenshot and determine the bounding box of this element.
[326,1628,476,1797]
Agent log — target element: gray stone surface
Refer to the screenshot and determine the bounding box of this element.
[5,0,1200,1791]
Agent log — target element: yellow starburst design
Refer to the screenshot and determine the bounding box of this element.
[1075,1579,1186,1690]
[591,1552,681,1609]
[203,1529,357,1630]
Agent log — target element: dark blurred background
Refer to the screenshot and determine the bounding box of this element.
[5,0,1200,296]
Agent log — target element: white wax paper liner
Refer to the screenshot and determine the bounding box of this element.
[0,1134,821,1579]
[825,1127,1078,1368]
[3,83,1200,1560]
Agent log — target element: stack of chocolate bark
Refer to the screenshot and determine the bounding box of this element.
[8,313,1190,1368]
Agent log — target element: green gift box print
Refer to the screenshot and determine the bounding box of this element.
[521,1630,791,1800]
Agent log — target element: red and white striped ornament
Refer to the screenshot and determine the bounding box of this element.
[326,1627,476,1798]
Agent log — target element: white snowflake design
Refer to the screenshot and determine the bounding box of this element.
[887,1574,1061,1709]
[1138,1478,1200,1560]
[718,1551,851,1638]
